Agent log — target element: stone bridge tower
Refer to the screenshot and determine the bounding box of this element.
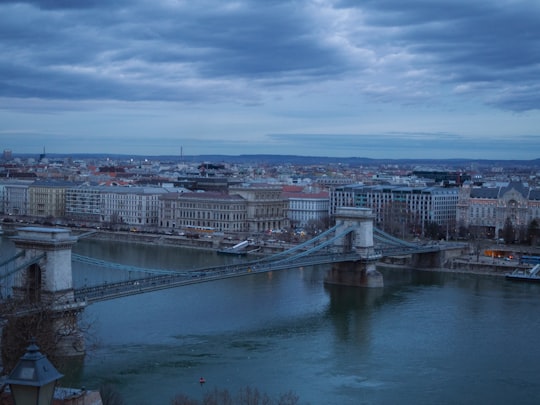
[326,207,383,288]
[332,207,377,256]
[9,227,85,357]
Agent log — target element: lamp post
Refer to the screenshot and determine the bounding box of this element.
[5,339,63,405]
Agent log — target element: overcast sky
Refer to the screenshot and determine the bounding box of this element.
[1,0,539,159]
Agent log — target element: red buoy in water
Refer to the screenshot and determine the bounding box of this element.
[199,377,206,386]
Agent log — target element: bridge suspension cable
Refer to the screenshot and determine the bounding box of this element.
[373,227,417,248]
[72,253,185,276]
[260,224,340,262]
[0,252,45,281]
[273,227,357,264]
[0,250,25,269]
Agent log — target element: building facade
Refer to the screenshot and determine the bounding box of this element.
[65,184,169,229]
[101,186,169,229]
[0,181,32,216]
[65,184,102,223]
[330,184,459,237]
[28,180,74,218]
[159,192,248,233]
[284,190,329,228]
[228,183,289,233]
[456,182,540,239]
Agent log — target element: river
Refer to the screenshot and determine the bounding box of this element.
[4,236,540,404]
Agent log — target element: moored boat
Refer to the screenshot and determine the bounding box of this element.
[217,240,249,255]
[505,264,540,282]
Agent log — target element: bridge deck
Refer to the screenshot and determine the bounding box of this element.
[72,242,456,303]
[73,252,378,303]
[1,222,465,305]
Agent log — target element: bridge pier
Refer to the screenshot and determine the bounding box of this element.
[7,227,86,359]
[325,261,383,288]
[325,208,383,288]
[411,251,443,268]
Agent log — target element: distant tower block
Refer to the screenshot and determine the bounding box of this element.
[11,227,79,305]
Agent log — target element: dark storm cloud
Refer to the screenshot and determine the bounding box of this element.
[0,0,347,105]
[0,0,539,111]
[337,0,540,111]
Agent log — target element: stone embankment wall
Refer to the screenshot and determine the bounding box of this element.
[445,257,531,276]
[84,230,288,255]
[88,230,216,248]
[380,252,528,276]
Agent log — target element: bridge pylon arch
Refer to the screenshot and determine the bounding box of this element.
[326,207,383,288]
[333,207,376,256]
[8,227,86,357]
[11,227,78,305]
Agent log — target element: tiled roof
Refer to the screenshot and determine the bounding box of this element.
[470,188,499,198]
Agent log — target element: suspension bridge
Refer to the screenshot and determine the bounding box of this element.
[0,208,465,307]
[0,208,467,357]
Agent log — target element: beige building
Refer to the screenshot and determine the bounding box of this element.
[159,191,248,233]
[228,183,289,233]
[28,180,74,219]
[456,181,540,239]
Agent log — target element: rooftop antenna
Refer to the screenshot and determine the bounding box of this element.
[39,146,46,162]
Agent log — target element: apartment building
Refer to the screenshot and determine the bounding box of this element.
[159,191,248,233]
[0,181,32,216]
[28,180,75,218]
[65,184,102,223]
[65,184,169,228]
[101,186,169,228]
[330,184,459,235]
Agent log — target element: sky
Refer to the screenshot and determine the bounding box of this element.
[1,0,539,160]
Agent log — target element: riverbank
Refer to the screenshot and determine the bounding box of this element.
[379,251,527,277]
[4,223,535,278]
[82,228,289,255]
[85,228,533,278]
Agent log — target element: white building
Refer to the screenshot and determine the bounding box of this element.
[0,181,33,216]
[330,184,459,236]
[283,189,329,228]
[65,184,170,229]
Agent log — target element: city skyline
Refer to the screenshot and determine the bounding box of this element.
[1,0,539,159]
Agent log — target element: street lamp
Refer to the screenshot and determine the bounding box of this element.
[5,339,63,405]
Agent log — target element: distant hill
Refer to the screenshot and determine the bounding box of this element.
[13,153,540,168]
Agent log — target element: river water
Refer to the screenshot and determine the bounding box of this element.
[4,237,540,404]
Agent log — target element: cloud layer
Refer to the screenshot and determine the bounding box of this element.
[0,0,539,158]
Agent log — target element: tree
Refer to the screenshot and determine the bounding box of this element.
[502,217,515,244]
[100,384,125,405]
[457,221,468,239]
[0,294,87,374]
[424,221,441,240]
[0,304,57,371]
[527,219,540,246]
